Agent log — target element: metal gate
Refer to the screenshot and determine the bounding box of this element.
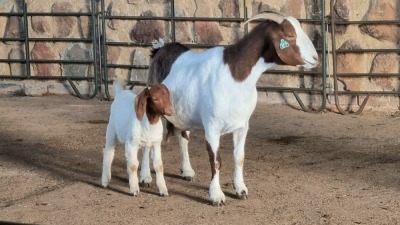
[0,0,398,114]
[99,0,327,112]
[0,0,99,99]
[329,1,400,114]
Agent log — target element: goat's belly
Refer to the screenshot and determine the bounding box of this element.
[164,114,203,130]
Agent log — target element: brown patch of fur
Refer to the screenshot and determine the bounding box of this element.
[134,88,150,121]
[181,131,189,141]
[165,121,189,142]
[223,19,303,82]
[148,43,189,85]
[157,165,164,173]
[206,142,221,180]
[136,84,174,125]
[165,121,176,143]
[130,165,137,173]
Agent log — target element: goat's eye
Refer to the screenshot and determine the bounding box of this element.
[287,34,295,40]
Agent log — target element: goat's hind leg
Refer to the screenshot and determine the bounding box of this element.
[126,142,140,196]
[152,143,168,196]
[205,130,226,206]
[101,126,116,188]
[233,126,249,199]
[140,146,152,187]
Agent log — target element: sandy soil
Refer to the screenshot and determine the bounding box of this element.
[1,95,400,225]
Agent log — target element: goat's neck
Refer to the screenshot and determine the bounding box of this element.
[146,105,161,125]
[223,22,277,83]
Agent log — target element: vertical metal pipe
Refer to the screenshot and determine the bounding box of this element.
[67,0,99,100]
[320,0,327,109]
[91,0,99,97]
[330,0,346,114]
[22,2,31,78]
[171,0,176,42]
[244,0,248,35]
[330,0,369,114]
[101,0,112,100]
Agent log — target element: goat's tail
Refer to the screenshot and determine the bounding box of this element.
[113,80,124,95]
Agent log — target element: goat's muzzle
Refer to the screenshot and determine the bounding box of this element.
[164,107,174,116]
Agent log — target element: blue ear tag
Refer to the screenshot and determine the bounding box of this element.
[279,39,290,49]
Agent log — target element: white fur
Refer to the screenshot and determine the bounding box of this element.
[154,17,318,205]
[101,81,168,197]
[152,38,165,49]
[161,48,274,205]
[286,16,318,69]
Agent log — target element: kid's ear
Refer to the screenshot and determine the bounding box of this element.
[134,88,149,121]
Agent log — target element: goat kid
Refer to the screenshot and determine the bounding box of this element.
[101,81,173,197]
[148,11,318,206]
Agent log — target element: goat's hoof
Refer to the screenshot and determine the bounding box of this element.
[130,193,139,197]
[139,181,151,188]
[181,169,195,181]
[129,189,140,197]
[236,191,248,200]
[212,200,226,207]
[235,186,248,199]
[182,176,194,181]
[160,192,169,197]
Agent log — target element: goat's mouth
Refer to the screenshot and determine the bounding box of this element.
[164,109,174,116]
[302,59,318,68]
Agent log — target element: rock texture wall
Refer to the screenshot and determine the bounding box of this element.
[0,0,399,111]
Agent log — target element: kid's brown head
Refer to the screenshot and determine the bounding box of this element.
[134,84,174,124]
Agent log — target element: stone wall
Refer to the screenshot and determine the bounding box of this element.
[0,0,399,111]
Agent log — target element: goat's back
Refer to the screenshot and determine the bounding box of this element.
[148,42,189,85]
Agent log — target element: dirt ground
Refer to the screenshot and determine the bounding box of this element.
[1,95,400,225]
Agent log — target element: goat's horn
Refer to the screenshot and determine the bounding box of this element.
[244,10,286,25]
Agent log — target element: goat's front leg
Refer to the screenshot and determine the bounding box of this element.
[178,131,195,181]
[140,146,152,187]
[152,143,168,197]
[205,130,225,206]
[233,125,249,199]
[125,142,140,196]
[101,145,115,188]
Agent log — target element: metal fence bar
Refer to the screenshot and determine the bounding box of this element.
[67,0,100,100]
[3,0,397,112]
[100,0,327,113]
[0,0,99,99]
[261,0,327,113]
[329,0,400,115]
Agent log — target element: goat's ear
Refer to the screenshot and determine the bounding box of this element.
[134,88,149,121]
[271,20,305,66]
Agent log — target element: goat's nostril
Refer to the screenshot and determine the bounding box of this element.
[313,55,318,61]
[166,108,174,115]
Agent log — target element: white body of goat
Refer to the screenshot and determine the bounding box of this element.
[101,81,169,197]
[148,12,319,206]
[164,47,265,131]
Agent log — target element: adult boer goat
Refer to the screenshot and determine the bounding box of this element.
[147,11,318,206]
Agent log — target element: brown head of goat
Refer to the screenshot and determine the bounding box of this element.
[134,84,174,124]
